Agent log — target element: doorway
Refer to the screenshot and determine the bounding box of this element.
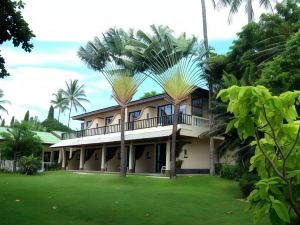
[156,143,166,173]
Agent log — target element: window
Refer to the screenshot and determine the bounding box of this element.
[86,120,92,128]
[81,122,84,130]
[192,96,203,117]
[105,116,113,125]
[128,110,141,122]
[128,111,141,130]
[157,104,174,125]
[179,104,186,114]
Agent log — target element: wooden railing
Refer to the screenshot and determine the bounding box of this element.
[62,114,208,140]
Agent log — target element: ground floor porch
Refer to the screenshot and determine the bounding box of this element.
[46,137,224,174]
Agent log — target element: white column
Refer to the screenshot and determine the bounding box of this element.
[58,149,62,163]
[62,148,66,169]
[79,147,85,170]
[125,107,128,123]
[50,150,54,163]
[69,147,73,159]
[166,139,171,172]
[128,142,134,173]
[101,145,106,171]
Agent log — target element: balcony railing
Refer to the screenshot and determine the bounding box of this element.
[62,114,209,140]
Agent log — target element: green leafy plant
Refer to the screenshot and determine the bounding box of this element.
[239,172,259,197]
[19,155,41,175]
[220,164,240,180]
[218,85,300,224]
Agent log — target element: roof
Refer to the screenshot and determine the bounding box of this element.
[72,93,166,121]
[51,126,175,148]
[0,127,61,145]
[72,87,209,121]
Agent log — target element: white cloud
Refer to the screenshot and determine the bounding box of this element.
[0,67,84,123]
[1,49,81,67]
[22,0,270,42]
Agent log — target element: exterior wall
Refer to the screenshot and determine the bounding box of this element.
[67,150,80,170]
[106,148,120,172]
[83,109,121,129]
[178,138,210,169]
[135,145,156,173]
[84,149,102,171]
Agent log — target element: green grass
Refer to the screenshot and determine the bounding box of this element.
[0,171,270,225]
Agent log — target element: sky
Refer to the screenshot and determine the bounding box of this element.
[0,0,270,130]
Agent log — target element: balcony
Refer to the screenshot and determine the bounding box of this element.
[62,114,209,140]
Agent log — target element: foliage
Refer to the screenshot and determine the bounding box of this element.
[222,1,300,88]
[41,118,72,132]
[23,110,29,121]
[1,119,5,127]
[216,0,272,23]
[218,86,300,224]
[0,89,10,116]
[0,121,42,172]
[258,30,300,94]
[19,155,41,175]
[220,164,240,180]
[51,89,69,122]
[0,0,35,78]
[25,116,46,131]
[239,172,259,197]
[139,91,162,99]
[61,79,89,127]
[47,106,54,120]
[10,116,15,126]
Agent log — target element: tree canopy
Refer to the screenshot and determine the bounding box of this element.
[0,0,35,78]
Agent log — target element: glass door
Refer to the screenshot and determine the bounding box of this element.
[155,143,166,173]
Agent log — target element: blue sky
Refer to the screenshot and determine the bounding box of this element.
[0,0,269,129]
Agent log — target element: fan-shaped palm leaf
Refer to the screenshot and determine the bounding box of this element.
[143,42,207,178]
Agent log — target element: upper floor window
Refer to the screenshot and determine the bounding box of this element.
[105,116,113,126]
[157,104,173,117]
[192,96,204,117]
[179,104,186,114]
[128,110,141,122]
[86,120,92,128]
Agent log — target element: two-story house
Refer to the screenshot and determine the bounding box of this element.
[51,88,222,174]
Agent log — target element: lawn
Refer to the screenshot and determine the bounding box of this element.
[0,171,270,225]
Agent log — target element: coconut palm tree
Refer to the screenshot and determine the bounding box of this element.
[143,44,207,179]
[61,80,89,128]
[0,89,10,120]
[217,0,273,23]
[51,90,69,122]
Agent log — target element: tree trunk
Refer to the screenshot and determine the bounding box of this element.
[209,83,215,175]
[170,103,180,179]
[120,106,127,177]
[201,0,215,175]
[58,109,61,122]
[247,0,253,23]
[67,102,73,128]
[13,151,17,172]
[201,0,209,57]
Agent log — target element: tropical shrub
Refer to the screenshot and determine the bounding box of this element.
[239,172,259,197]
[218,86,300,224]
[220,164,240,180]
[19,155,41,175]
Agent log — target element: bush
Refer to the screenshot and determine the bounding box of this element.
[239,173,259,197]
[220,164,240,180]
[215,163,222,175]
[19,155,41,175]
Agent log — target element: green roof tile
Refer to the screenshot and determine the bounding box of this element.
[0,127,60,144]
